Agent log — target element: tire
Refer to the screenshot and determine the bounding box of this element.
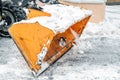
[39,0,50,3]
[0,1,26,37]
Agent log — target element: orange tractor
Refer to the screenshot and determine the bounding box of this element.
[8,1,91,77]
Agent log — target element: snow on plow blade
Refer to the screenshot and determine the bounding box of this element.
[8,5,91,77]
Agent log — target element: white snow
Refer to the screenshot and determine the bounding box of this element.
[62,0,107,3]
[0,5,120,80]
[37,46,48,65]
[18,4,92,34]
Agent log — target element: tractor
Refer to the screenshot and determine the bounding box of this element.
[0,0,58,37]
[0,0,26,37]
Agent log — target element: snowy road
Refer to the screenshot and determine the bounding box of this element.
[0,5,120,80]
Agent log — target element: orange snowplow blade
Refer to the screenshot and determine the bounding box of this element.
[9,22,55,71]
[27,8,51,19]
[9,9,91,76]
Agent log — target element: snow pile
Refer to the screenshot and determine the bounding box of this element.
[81,14,120,39]
[62,0,106,3]
[19,4,92,34]
[69,5,120,55]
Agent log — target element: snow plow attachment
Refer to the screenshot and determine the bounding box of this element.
[8,5,91,77]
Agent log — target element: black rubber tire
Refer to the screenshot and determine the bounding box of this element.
[2,1,26,22]
[39,0,50,3]
[0,1,26,38]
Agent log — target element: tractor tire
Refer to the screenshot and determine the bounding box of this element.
[0,1,26,38]
[39,0,50,3]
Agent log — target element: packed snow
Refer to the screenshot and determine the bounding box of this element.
[18,4,92,34]
[0,5,120,80]
[62,0,107,3]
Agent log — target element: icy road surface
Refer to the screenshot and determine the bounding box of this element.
[0,5,120,80]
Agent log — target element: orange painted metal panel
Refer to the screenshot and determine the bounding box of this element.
[9,9,91,76]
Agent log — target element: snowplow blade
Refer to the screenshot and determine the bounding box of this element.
[9,9,91,77]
